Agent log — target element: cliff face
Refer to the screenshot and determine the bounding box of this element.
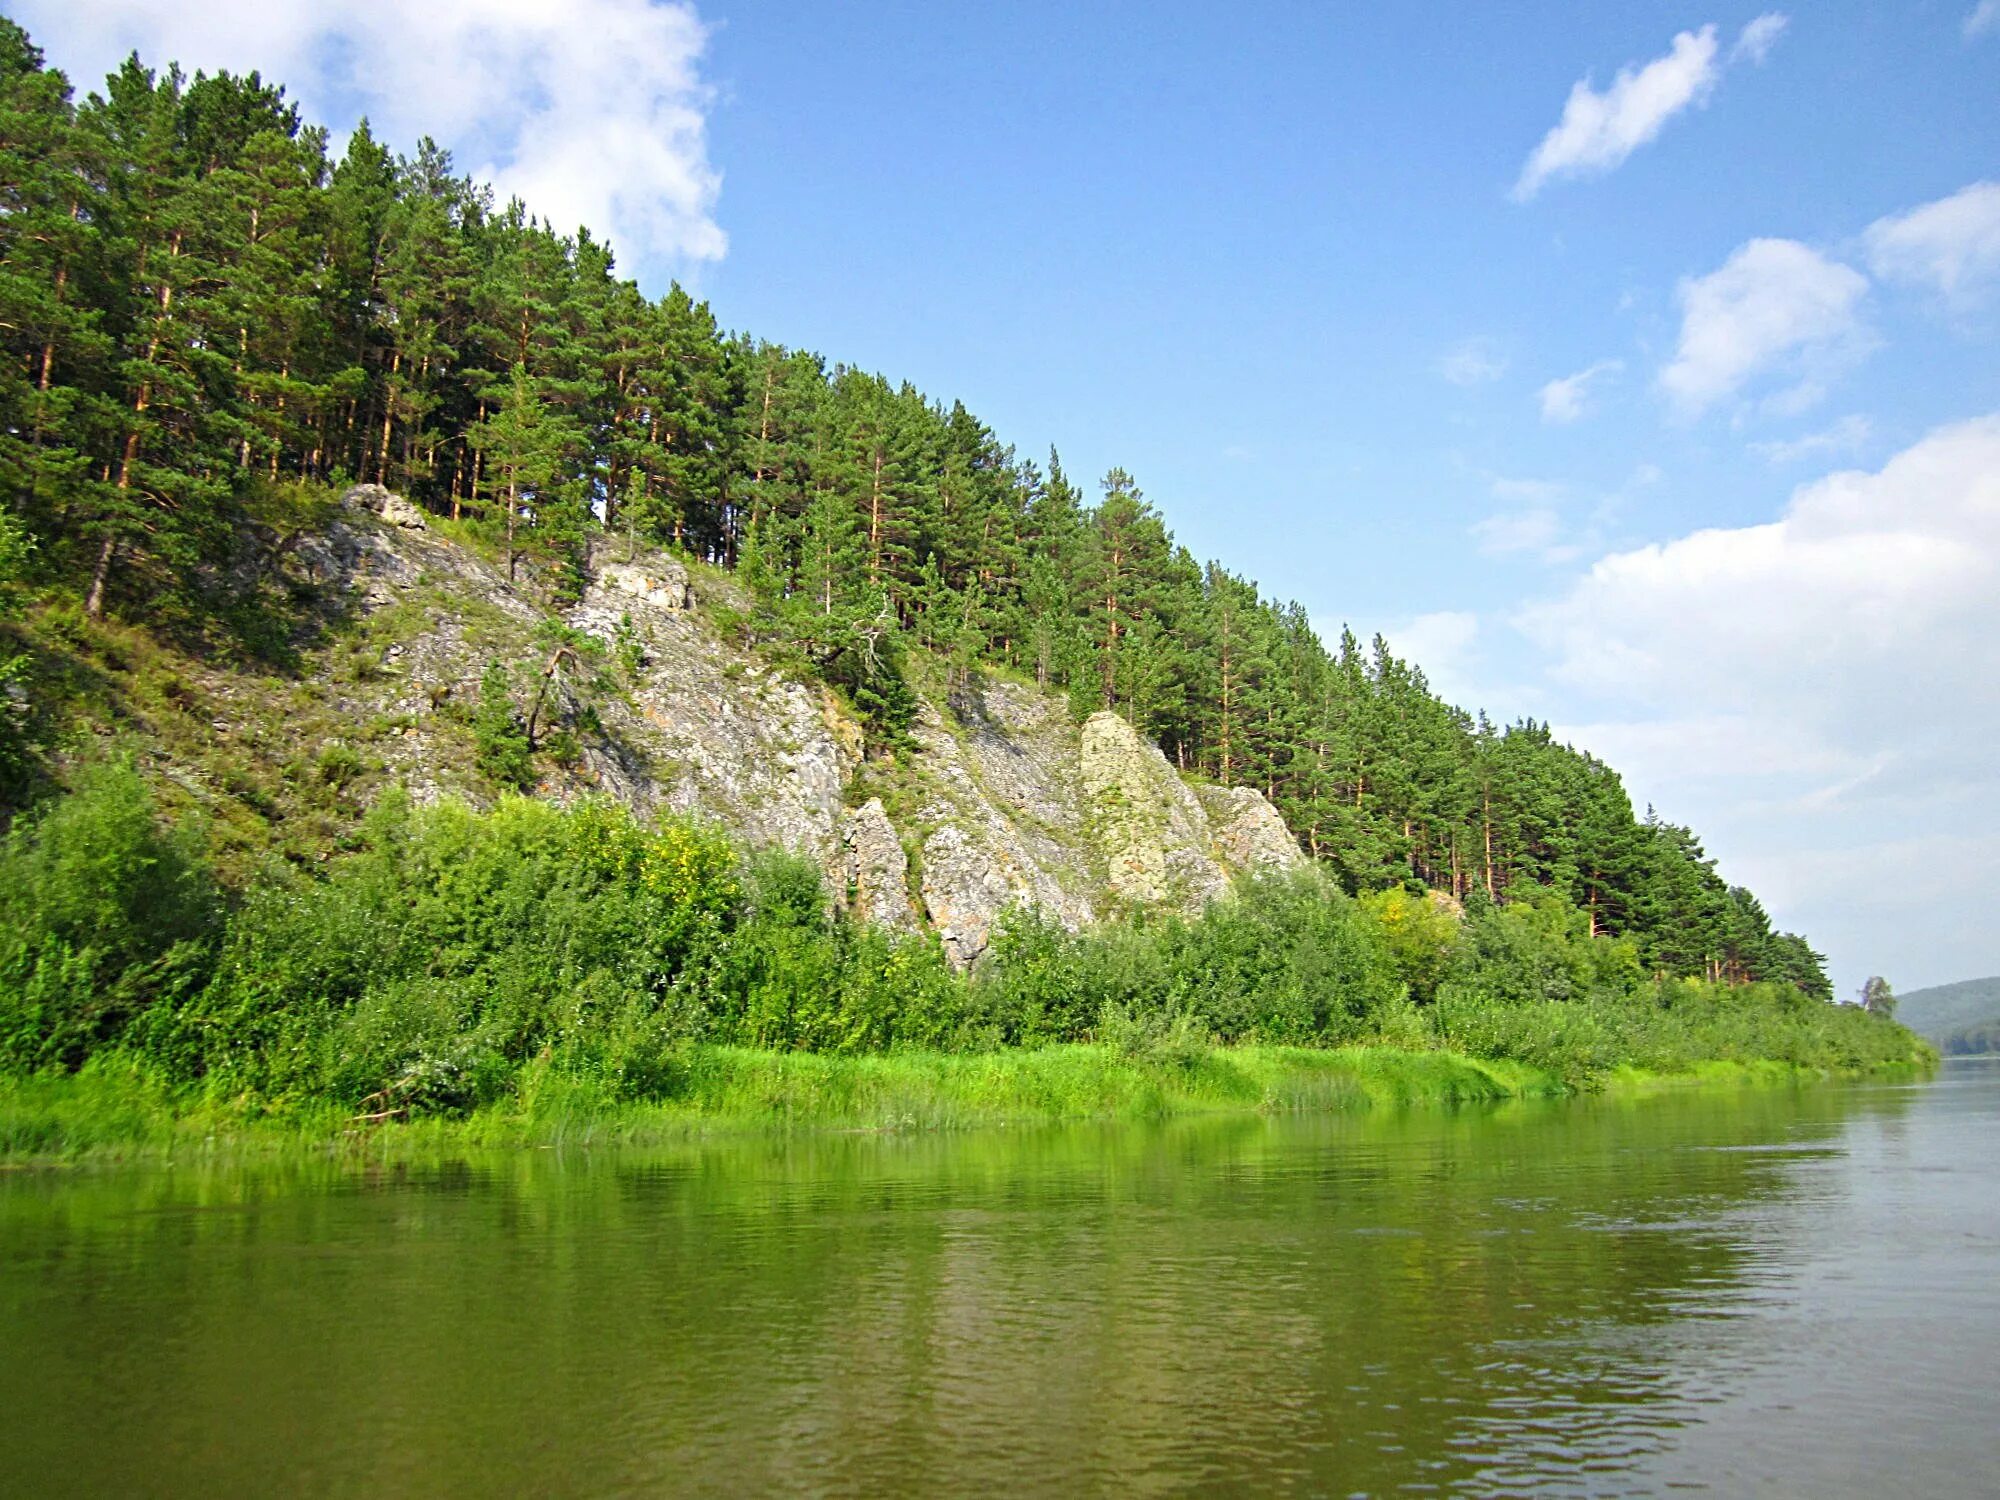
[212,489,1305,962]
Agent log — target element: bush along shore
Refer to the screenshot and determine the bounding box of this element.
[0,768,1931,1160]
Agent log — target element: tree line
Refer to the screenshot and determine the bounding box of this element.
[0,23,1829,998]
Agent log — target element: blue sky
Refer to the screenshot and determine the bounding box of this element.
[15,0,2000,992]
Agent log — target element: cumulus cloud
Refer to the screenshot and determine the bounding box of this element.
[1538,359,1622,424]
[1512,26,1721,201]
[1863,181,2000,301]
[1522,417,2000,985]
[1733,12,1790,64]
[1437,338,1508,387]
[1967,1,2000,40]
[1525,416,2000,764]
[1658,238,1870,417]
[10,0,727,277]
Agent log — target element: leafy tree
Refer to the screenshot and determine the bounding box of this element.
[1860,975,1896,1019]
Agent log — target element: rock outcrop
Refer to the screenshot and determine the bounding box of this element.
[905,684,1099,964]
[1198,784,1308,878]
[1078,710,1232,911]
[829,799,919,934]
[341,482,429,530]
[596,553,693,612]
[219,490,1311,966]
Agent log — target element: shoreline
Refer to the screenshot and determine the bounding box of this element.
[0,1044,1934,1167]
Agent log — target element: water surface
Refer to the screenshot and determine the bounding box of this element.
[4,1062,1995,1496]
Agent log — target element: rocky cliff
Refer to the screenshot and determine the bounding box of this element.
[201,488,1305,963]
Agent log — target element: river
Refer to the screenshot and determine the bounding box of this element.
[3,1059,1995,1496]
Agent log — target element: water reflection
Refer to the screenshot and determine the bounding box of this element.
[3,1068,1990,1497]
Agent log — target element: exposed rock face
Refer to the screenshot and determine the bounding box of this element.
[906,683,1098,965]
[295,494,853,851]
[921,824,1031,967]
[222,491,1316,966]
[1078,710,1232,911]
[561,550,851,854]
[597,554,692,612]
[341,482,428,530]
[1198,785,1307,878]
[830,798,918,934]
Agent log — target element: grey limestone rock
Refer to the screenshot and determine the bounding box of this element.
[1198,784,1307,877]
[340,482,428,530]
[830,798,919,933]
[921,823,1026,967]
[907,681,1098,966]
[217,511,1318,966]
[597,556,692,612]
[1078,710,1231,912]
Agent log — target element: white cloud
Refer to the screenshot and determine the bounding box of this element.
[1437,338,1508,386]
[1512,26,1721,201]
[1749,414,1873,465]
[1522,417,2000,988]
[1863,181,2000,301]
[1658,238,1870,417]
[11,0,727,278]
[1967,1,2000,39]
[1473,477,1592,565]
[1525,416,2000,718]
[1537,359,1622,424]
[1473,507,1569,559]
[1732,12,1790,65]
[1526,416,2000,797]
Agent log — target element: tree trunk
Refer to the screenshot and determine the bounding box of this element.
[85,534,116,618]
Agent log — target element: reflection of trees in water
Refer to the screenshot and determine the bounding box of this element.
[0,1082,1913,1495]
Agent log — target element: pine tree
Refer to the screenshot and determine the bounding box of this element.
[469,361,572,583]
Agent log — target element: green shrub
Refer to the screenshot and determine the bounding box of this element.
[0,761,218,1069]
[472,662,535,790]
[0,771,1929,1126]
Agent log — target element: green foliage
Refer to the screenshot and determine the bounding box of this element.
[0,507,36,786]
[0,760,218,1069]
[711,848,962,1054]
[171,793,742,1107]
[473,662,535,790]
[1358,887,1461,1002]
[0,772,1927,1143]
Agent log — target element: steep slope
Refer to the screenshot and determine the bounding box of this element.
[81,486,1300,964]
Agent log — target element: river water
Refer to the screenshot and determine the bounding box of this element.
[3,1060,1995,1497]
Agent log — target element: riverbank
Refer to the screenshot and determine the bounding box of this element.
[0,1043,1933,1165]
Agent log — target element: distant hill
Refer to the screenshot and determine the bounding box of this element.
[1895,978,2000,1046]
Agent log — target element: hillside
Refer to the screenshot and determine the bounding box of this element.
[1895,978,2000,1049]
[20,483,1303,967]
[0,20,1825,998]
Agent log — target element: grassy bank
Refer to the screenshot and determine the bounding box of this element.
[1,1042,1934,1165]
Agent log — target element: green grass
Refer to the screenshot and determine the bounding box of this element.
[1598,1056,1933,1093]
[7,1041,1921,1166]
[1,1043,1556,1163]
[4,1041,1936,1168]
